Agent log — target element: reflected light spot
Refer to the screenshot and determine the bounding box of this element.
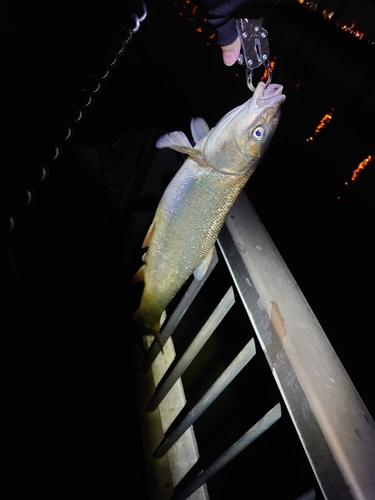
[260,58,276,83]
[306,108,334,141]
[351,155,373,181]
[337,155,373,199]
[295,80,304,90]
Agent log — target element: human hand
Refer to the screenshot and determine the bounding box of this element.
[221,36,241,66]
[197,0,281,66]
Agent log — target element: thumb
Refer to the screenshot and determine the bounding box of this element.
[221,37,241,66]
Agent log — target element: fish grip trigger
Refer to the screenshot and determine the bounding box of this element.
[236,18,272,92]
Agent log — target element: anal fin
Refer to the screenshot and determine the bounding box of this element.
[194,246,215,281]
[142,220,156,249]
[131,265,145,283]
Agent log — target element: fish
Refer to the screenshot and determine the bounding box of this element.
[132,82,285,347]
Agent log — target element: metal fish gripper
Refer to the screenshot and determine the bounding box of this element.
[236,18,272,92]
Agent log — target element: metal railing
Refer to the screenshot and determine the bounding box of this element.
[132,192,375,500]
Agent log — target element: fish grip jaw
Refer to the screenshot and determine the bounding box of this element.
[236,18,272,92]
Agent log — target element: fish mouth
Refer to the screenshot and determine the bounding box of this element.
[227,82,285,130]
[253,82,286,109]
[201,81,285,173]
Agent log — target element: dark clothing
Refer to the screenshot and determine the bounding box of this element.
[197,0,282,45]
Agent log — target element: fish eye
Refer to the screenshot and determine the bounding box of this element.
[253,126,265,141]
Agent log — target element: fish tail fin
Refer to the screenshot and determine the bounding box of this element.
[132,307,164,354]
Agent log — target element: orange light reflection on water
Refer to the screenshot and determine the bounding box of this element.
[351,155,373,181]
[337,155,373,200]
[306,108,334,142]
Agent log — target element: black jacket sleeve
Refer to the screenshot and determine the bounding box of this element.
[197,0,282,46]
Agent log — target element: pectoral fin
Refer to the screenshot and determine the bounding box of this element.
[194,246,215,281]
[156,130,191,150]
[156,131,206,164]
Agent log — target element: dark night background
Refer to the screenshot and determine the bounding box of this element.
[1,0,156,494]
[1,0,374,496]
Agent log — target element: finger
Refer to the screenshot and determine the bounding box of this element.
[221,37,241,66]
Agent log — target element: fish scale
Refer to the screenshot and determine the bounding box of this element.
[132,82,286,347]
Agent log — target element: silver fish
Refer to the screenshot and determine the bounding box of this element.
[132,82,285,345]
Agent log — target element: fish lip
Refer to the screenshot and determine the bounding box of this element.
[253,82,286,108]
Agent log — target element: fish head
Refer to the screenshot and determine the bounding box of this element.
[203,82,286,176]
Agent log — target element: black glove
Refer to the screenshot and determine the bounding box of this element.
[198,0,282,46]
